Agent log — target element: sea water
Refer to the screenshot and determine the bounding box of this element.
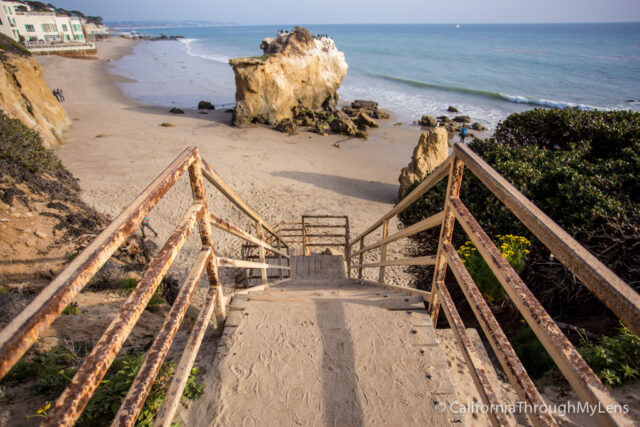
[112,23,640,128]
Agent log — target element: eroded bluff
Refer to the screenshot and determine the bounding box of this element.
[230,28,348,127]
[0,39,70,148]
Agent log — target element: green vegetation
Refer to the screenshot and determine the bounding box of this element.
[119,278,166,312]
[399,108,640,314]
[62,303,80,315]
[457,235,530,302]
[579,323,640,387]
[0,110,61,173]
[0,33,31,57]
[510,327,555,379]
[1,344,203,425]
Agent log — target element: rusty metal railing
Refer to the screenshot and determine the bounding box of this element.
[348,143,639,427]
[0,147,290,426]
[301,215,350,257]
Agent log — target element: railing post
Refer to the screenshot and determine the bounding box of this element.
[301,216,307,256]
[357,238,365,279]
[188,152,226,330]
[255,221,268,285]
[345,216,351,278]
[429,156,465,327]
[378,219,390,283]
[277,238,284,280]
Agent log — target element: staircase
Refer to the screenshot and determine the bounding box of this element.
[180,255,461,426]
[0,145,638,427]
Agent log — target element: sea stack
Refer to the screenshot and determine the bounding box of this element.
[229,27,348,127]
[398,127,449,198]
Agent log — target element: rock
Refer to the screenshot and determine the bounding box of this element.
[34,230,47,239]
[453,115,471,123]
[355,130,369,140]
[329,111,358,136]
[225,108,234,113]
[372,109,390,119]
[437,116,452,123]
[198,101,215,110]
[394,122,403,126]
[398,127,449,198]
[230,27,348,127]
[276,118,297,135]
[351,100,378,109]
[333,142,341,148]
[448,105,459,112]
[160,122,176,127]
[0,46,71,148]
[354,111,378,130]
[169,108,184,114]
[471,122,487,131]
[419,115,438,127]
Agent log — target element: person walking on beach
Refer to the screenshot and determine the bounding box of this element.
[141,216,158,238]
[460,125,467,143]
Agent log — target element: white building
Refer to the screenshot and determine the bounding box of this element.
[0,1,24,41]
[0,1,92,45]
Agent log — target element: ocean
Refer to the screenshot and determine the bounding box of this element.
[112,23,640,128]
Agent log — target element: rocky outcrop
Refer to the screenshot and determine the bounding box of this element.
[230,27,348,127]
[0,48,70,148]
[398,127,449,198]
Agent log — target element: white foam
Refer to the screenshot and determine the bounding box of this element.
[178,38,230,64]
[499,93,606,111]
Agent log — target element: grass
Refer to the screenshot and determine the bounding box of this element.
[0,110,62,173]
[1,343,203,425]
[62,303,79,315]
[0,33,31,56]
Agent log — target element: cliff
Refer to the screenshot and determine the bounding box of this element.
[0,35,70,148]
[230,27,348,127]
[398,127,449,198]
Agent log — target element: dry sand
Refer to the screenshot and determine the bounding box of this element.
[32,38,640,426]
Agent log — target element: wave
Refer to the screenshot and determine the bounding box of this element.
[178,38,230,63]
[380,74,603,111]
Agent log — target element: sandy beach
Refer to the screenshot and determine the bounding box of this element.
[37,37,430,285]
[31,37,640,427]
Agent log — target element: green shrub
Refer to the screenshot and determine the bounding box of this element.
[80,355,203,425]
[2,344,203,425]
[120,277,138,292]
[457,235,530,302]
[62,303,80,315]
[510,327,555,379]
[399,108,640,315]
[0,110,61,173]
[579,323,640,387]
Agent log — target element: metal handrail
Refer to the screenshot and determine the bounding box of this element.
[347,143,638,427]
[0,147,291,426]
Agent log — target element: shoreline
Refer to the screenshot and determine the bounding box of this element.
[37,36,427,284]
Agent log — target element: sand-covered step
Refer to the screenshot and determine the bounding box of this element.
[180,279,461,426]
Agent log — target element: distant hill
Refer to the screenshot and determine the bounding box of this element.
[107,20,237,29]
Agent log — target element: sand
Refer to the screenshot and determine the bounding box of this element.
[37,37,426,287]
[32,38,640,426]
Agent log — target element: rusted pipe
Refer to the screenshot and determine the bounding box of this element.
[0,147,198,381]
[43,202,205,426]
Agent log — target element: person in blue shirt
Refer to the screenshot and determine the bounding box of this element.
[460,126,467,143]
[141,216,158,238]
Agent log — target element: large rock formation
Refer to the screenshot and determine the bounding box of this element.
[0,37,70,148]
[398,127,449,198]
[230,27,348,127]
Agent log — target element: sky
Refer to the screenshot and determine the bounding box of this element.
[50,0,640,25]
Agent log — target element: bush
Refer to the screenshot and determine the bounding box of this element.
[510,327,555,379]
[579,323,640,387]
[399,108,640,316]
[1,344,203,425]
[0,110,61,173]
[457,235,530,302]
